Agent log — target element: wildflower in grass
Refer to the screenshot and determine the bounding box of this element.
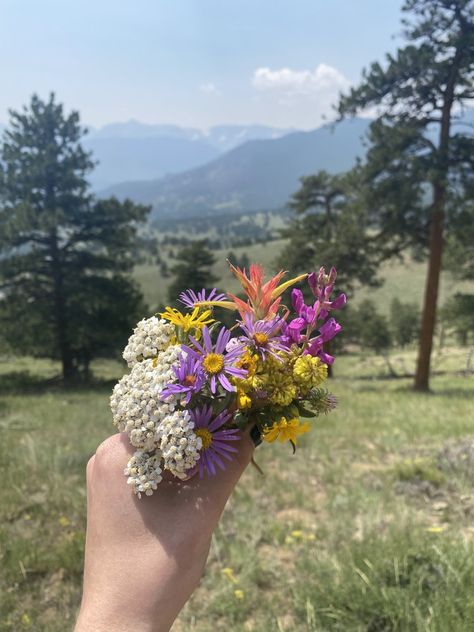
[234,589,245,600]
[21,614,31,627]
[189,405,240,477]
[184,326,246,393]
[222,567,239,584]
[179,287,226,309]
[427,526,446,533]
[293,355,328,392]
[238,314,288,360]
[160,306,214,338]
[59,516,70,527]
[161,352,205,404]
[263,416,310,446]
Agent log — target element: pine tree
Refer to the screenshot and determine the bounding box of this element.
[0,94,149,379]
[337,0,474,391]
[167,240,218,303]
[279,168,381,297]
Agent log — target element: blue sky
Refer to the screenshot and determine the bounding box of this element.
[0,0,404,130]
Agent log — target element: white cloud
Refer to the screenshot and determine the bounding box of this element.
[199,82,221,96]
[252,63,350,99]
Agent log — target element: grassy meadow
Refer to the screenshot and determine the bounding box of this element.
[136,238,473,315]
[1,345,474,631]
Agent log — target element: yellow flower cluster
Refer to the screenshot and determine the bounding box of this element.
[293,355,328,394]
[234,349,328,410]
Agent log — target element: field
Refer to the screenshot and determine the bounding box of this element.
[135,239,473,315]
[1,346,474,631]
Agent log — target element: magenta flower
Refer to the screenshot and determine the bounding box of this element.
[190,405,240,477]
[238,314,288,359]
[183,326,246,393]
[160,352,205,404]
[305,318,342,364]
[179,287,226,309]
[308,267,346,319]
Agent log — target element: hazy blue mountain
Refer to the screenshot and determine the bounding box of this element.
[100,118,371,219]
[204,124,295,152]
[83,135,220,190]
[88,120,202,141]
[88,120,293,151]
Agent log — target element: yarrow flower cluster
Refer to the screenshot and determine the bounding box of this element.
[111,263,346,497]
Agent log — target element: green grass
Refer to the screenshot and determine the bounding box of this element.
[1,350,474,631]
[135,240,473,316]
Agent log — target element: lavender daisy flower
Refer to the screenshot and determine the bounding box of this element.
[183,326,246,393]
[179,287,226,309]
[190,405,240,477]
[239,314,288,359]
[160,352,205,404]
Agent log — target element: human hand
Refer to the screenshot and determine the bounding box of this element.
[75,431,254,632]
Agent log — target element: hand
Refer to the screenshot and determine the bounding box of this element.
[75,431,254,632]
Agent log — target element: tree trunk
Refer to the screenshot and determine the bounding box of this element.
[414,203,444,391]
[414,36,464,391]
[50,232,75,380]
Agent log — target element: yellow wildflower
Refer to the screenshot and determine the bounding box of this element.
[293,355,327,392]
[263,416,311,444]
[222,567,239,584]
[59,516,70,527]
[236,349,259,377]
[160,306,214,337]
[236,389,252,409]
[21,614,31,627]
[234,589,245,600]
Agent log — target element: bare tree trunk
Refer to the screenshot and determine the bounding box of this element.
[414,203,444,391]
[414,38,463,391]
[50,232,75,380]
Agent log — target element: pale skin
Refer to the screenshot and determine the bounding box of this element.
[75,432,254,632]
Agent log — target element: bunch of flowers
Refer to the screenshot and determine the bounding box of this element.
[110,262,346,497]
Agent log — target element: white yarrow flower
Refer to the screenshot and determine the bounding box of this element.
[111,338,202,495]
[123,317,174,368]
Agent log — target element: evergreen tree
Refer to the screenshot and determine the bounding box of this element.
[279,168,381,297]
[0,94,149,379]
[390,298,421,348]
[167,240,218,303]
[337,0,474,391]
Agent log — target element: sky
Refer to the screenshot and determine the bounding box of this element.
[0,0,405,131]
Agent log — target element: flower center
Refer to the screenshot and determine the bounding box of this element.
[183,374,197,386]
[253,332,269,347]
[203,353,225,374]
[196,428,213,449]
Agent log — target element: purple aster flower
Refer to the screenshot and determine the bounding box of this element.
[189,405,240,477]
[160,352,205,404]
[239,314,288,359]
[183,326,246,393]
[179,287,226,309]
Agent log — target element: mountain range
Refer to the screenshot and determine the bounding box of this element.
[101,117,370,220]
[84,121,294,189]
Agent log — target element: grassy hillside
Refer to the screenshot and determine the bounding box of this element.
[1,352,473,630]
[135,240,473,315]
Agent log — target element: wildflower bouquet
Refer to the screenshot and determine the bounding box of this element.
[110,263,346,497]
